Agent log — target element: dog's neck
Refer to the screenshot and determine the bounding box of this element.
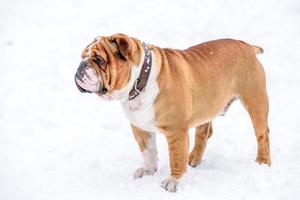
[128,43,152,100]
[108,43,151,102]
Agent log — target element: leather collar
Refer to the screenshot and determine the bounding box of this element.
[128,43,152,100]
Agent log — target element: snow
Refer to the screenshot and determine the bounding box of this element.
[1,0,300,199]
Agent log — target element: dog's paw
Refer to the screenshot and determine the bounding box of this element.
[188,150,201,167]
[161,177,179,192]
[256,157,271,166]
[134,167,157,179]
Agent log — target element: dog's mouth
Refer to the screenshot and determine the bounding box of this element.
[75,60,108,95]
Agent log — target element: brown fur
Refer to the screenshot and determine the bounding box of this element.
[81,34,271,181]
[152,39,271,178]
[131,124,151,152]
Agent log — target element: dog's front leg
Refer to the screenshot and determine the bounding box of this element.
[161,127,189,192]
[131,124,158,179]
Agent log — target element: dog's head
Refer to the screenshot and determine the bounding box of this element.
[75,33,142,100]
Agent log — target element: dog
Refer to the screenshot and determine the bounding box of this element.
[75,33,271,192]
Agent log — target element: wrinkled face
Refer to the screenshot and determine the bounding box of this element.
[75,34,141,100]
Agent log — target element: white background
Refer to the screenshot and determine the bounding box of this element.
[1,0,300,199]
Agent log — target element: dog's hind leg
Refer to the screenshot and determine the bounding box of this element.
[188,122,213,167]
[241,93,271,165]
[239,62,271,165]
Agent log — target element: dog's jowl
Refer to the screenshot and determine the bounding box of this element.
[75,33,271,192]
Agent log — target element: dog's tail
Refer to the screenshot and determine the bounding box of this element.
[238,40,264,55]
[251,45,264,55]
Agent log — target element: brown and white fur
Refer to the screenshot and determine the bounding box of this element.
[75,33,271,192]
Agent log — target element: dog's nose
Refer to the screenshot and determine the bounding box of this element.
[75,60,91,93]
[78,59,88,69]
[76,60,88,76]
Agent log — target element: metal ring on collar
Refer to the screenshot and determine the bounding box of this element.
[134,79,142,94]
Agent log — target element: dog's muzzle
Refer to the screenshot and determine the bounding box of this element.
[75,60,108,95]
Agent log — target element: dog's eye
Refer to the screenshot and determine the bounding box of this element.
[92,54,107,72]
[93,57,106,65]
[92,53,106,64]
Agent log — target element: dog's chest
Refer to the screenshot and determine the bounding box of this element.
[122,99,156,132]
[121,75,159,132]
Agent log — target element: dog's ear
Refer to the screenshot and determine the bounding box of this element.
[109,35,132,61]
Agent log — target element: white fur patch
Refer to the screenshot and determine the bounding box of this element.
[134,132,158,178]
[103,46,159,132]
[95,36,102,41]
[142,132,157,170]
[120,51,159,132]
[86,37,101,56]
[161,177,179,192]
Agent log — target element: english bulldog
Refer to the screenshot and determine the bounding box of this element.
[75,33,271,192]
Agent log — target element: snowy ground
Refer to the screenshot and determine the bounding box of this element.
[1,0,300,199]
